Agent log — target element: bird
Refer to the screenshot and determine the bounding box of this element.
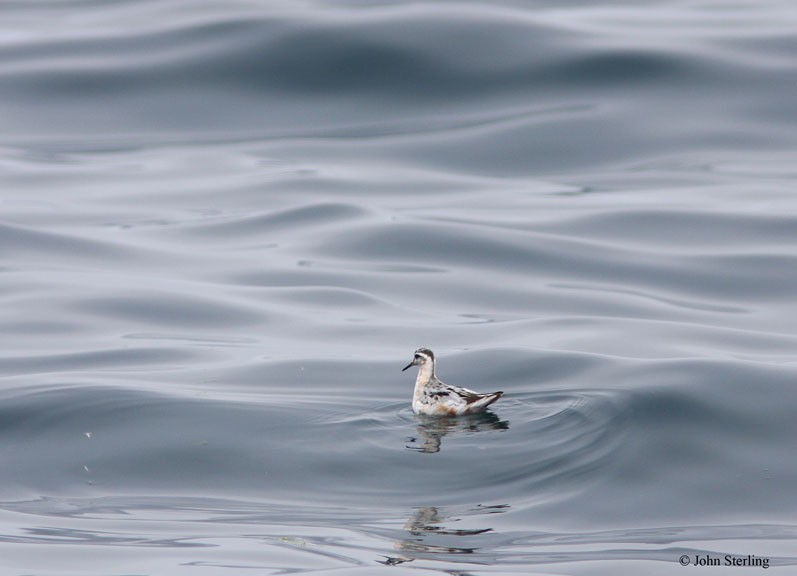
[402,348,503,416]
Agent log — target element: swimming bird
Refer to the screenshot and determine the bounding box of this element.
[402,348,503,416]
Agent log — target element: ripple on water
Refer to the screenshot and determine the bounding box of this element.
[180,202,369,240]
[1,1,797,573]
[316,387,629,511]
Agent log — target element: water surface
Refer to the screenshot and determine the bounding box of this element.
[1,0,797,573]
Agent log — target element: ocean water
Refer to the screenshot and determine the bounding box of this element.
[1,1,797,574]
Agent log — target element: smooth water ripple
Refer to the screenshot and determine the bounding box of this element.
[2,0,797,573]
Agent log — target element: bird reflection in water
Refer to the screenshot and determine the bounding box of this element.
[406,411,509,453]
[378,504,509,566]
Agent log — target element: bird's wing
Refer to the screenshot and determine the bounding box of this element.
[448,385,490,404]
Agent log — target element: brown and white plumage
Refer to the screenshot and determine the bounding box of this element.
[402,348,503,416]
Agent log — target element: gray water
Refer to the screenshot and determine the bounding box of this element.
[2,1,797,574]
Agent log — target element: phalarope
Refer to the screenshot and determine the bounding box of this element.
[402,348,503,416]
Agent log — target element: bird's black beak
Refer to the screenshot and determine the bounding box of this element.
[402,360,415,372]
